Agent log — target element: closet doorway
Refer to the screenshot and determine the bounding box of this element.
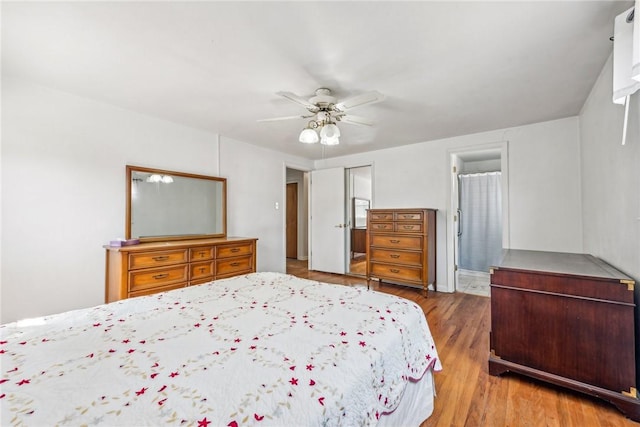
[285,168,309,264]
[450,146,508,296]
[303,164,372,276]
[286,182,298,259]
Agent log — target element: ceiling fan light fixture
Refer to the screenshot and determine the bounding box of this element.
[320,123,340,139]
[299,128,319,144]
[262,88,382,148]
[321,135,340,146]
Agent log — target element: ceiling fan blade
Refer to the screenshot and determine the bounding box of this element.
[335,91,385,111]
[336,114,374,126]
[276,91,318,110]
[257,115,313,122]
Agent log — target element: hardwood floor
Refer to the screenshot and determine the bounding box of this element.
[286,260,637,427]
[349,256,366,276]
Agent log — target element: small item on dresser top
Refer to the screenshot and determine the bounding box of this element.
[109,238,140,247]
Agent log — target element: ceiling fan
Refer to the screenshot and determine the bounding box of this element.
[258,88,385,146]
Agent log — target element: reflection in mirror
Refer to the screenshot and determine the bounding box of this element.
[127,166,226,241]
[353,198,370,228]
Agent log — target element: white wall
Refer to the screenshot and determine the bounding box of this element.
[580,54,640,281]
[350,166,372,200]
[316,117,584,292]
[1,77,220,323]
[3,66,623,327]
[219,136,313,273]
[461,158,501,174]
[579,54,640,385]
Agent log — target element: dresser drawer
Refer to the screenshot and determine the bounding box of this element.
[369,222,393,231]
[106,237,259,302]
[190,261,214,280]
[216,255,253,277]
[395,222,423,233]
[370,248,422,266]
[394,211,424,221]
[190,247,214,261]
[129,265,189,292]
[370,262,423,282]
[370,234,422,249]
[129,282,186,298]
[128,249,188,270]
[190,277,214,286]
[370,211,394,221]
[217,242,253,259]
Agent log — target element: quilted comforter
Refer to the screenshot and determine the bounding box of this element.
[1,272,441,426]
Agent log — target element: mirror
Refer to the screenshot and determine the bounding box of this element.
[126,165,226,241]
[352,197,370,228]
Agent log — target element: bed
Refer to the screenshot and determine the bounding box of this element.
[1,272,441,426]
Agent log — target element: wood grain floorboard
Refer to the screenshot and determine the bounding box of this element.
[286,260,637,427]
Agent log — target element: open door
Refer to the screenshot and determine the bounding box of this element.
[309,167,346,274]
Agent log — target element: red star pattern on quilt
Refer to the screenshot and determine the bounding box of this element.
[0,272,440,425]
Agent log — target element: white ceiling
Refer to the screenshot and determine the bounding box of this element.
[2,1,631,160]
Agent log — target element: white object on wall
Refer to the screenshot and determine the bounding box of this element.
[613,7,640,104]
[633,1,640,79]
[613,5,640,144]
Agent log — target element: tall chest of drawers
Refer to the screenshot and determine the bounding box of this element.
[366,208,437,295]
[105,237,257,302]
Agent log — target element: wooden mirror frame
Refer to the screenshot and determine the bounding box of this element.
[125,165,227,242]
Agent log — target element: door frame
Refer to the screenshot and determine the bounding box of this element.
[345,165,373,276]
[296,160,376,278]
[446,142,510,293]
[283,162,312,272]
[331,161,375,275]
[286,182,298,259]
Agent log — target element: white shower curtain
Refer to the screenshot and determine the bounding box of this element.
[459,172,502,272]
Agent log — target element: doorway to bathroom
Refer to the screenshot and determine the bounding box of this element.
[450,145,508,297]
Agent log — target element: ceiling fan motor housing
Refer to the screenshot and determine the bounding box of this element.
[309,88,337,108]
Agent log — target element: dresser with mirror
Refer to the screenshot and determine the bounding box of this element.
[104,165,257,302]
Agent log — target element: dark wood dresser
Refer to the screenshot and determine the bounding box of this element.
[489,249,638,421]
[366,208,436,295]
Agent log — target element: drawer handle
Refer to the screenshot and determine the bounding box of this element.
[230,248,240,253]
[389,239,400,243]
[152,256,169,261]
[198,251,206,257]
[403,225,414,229]
[403,215,414,219]
[378,225,388,229]
[389,269,400,273]
[153,273,169,280]
[199,267,206,273]
[230,262,240,267]
[390,254,400,259]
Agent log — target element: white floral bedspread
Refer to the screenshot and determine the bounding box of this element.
[1,272,440,426]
